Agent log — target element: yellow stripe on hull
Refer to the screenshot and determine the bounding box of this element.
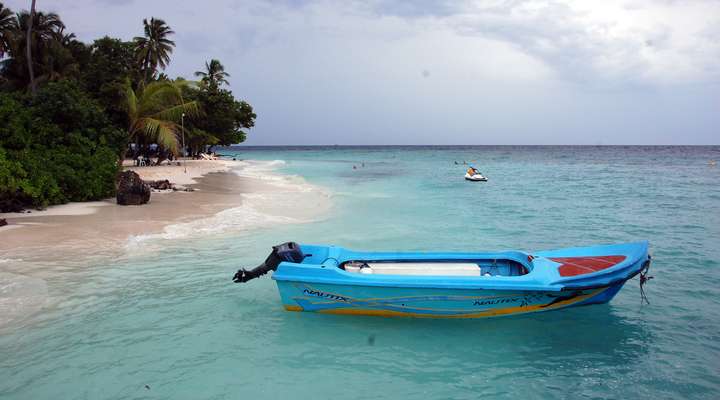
[283,288,606,318]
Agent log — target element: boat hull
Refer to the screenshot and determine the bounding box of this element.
[276,280,627,318]
[258,241,650,319]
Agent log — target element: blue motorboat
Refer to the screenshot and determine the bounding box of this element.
[233,241,651,318]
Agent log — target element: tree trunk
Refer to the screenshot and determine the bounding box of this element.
[143,53,152,84]
[26,0,37,95]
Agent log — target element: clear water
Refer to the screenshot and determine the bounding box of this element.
[2,146,719,399]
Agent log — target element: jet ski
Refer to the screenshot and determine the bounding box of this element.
[465,172,487,181]
[464,165,487,181]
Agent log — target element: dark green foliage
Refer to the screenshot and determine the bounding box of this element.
[79,36,138,128]
[0,81,121,211]
[185,85,256,150]
[0,6,257,210]
[0,10,68,90]
[0,2,14,58]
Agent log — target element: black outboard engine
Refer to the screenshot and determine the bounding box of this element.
[232,242,305,283]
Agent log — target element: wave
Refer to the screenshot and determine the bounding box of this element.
[127,193,303,244]
[231,160,323,193]
[126,159,330,246]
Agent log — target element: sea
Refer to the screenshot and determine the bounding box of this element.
[1,146,719,399]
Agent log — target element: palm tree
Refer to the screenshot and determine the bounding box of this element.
[122,80,199,164]
[194,59,230,89]
[134,18,174,83]
[13,10,64,44]
[0,2,14,58]
[1,10,64,89]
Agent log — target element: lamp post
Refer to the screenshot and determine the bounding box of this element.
[181,112,186,173]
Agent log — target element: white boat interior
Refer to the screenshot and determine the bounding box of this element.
[344,262,483,276]
[341,259,529,277]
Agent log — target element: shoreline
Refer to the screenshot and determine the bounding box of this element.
[0,159,330,258]
[0,159,234,221]
[0,159,331,329]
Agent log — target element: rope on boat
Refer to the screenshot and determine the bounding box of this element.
[639,255,653,305]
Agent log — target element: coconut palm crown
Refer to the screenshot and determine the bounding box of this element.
[134,17,174,82]
[123,80,198,157]
[0,10,67,89]
[194,59,230,89]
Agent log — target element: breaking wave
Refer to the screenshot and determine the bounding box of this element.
[126,160,330,246]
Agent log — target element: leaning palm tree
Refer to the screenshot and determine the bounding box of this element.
[133,17,174,83]
[26,0,36,93]
[122,80,199,165]
[194,59,230,89]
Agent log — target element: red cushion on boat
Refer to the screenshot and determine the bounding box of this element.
[550,255,626,277]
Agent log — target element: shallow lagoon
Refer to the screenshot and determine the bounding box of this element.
[1,146,719,399]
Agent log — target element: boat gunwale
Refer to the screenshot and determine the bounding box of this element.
[271,242,649,292]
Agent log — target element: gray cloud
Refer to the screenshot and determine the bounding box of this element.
[2,0,718,144]
[440,1,720,85]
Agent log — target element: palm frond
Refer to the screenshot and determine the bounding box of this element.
[136,81,181,115]
[123,81,138,121]
[153,120,180,153]
[152,100,199,122]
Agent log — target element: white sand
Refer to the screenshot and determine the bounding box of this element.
[0,201,110,220]
[0,159,236,222]
[125,159,236,186]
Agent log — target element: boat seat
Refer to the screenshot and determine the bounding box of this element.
[345,262,482,276]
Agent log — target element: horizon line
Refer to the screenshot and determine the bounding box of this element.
[227,144,720,147]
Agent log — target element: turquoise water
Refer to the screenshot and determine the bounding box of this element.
[2,146,719,399]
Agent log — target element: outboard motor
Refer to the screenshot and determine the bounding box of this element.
[232,242,305,283]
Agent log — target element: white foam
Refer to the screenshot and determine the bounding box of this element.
[231,160,322,193]
[127,193,302,244]
[125,159,331,246]
[0,258,26,266]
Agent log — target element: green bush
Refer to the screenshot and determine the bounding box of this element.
[0,80,122,211]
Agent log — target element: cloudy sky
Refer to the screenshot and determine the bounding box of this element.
[6,0,720,144]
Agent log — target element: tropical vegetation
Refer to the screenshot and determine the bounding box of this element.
[0,2,256,211]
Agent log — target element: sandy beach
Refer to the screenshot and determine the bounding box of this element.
[0,159,329,260]
[0,159,330,328]
[1,161,236,258]
[1,159,233,250]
